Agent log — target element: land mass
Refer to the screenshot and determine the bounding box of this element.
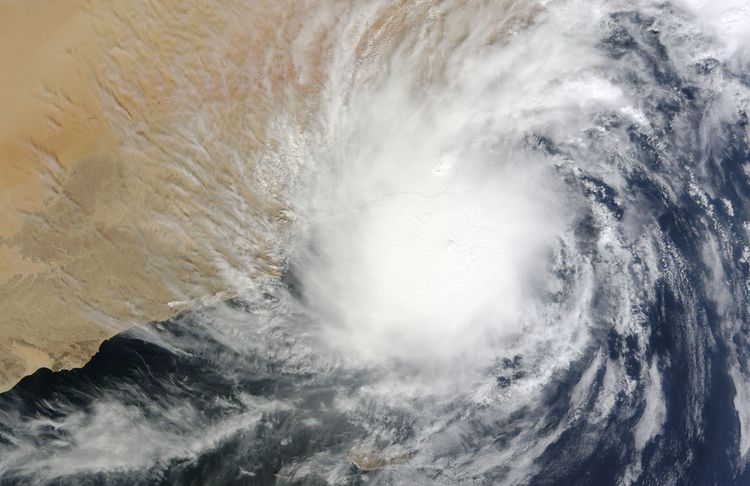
[0,0,327,391]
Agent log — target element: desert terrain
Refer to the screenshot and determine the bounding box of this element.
[0,0,328,390]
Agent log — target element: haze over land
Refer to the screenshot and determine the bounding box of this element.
[0,0,542,392]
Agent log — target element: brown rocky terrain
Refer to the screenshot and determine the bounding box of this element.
[0,0,332,391]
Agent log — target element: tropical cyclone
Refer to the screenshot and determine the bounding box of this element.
[0,0,329,391]
[2,0,750,483]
